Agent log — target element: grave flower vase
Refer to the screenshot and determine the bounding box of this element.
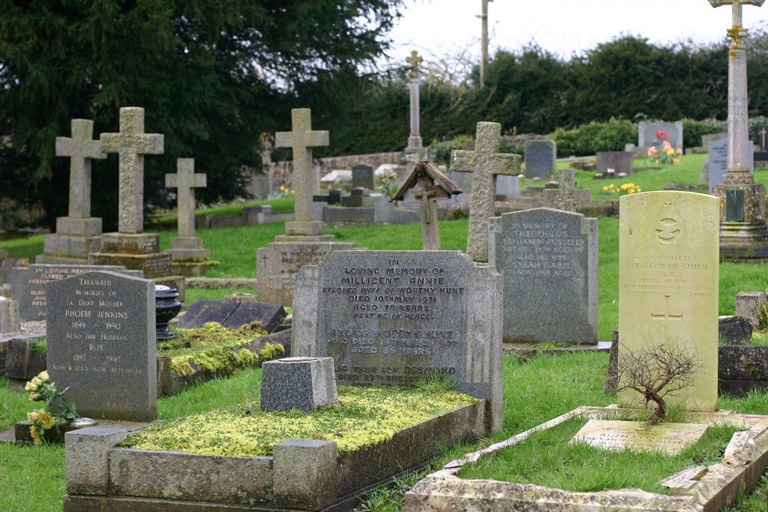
[155,285,182,341]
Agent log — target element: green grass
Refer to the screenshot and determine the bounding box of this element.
[152,197,295,224]
[458,418,738,494]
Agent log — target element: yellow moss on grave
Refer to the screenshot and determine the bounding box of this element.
[121,386,477,457]
[159,322,281,377]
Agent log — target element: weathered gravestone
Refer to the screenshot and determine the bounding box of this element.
[37,119,107,264]
[257,109,356,306]
[260,357,337,412]
[495,175,520,200]
[12,264,141,320]
[490,208,598,344]
[352,164,375,190]
[47,271,157,421]
[176,300,286,332]
[524,140,556,180]
[618,192,719,412]
[293,250,503,431]
[596,151,634,176]
[638,121,684,149]
[708,138,755,194]
[0,297,19,334]
[541,169,592,212]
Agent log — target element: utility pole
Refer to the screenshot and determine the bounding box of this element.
[478,0,490,87]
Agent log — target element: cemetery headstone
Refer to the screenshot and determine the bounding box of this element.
[38,119,107,264]
[90,107,183,293]
[47,271,157,421]
[638,121,684,149]
[701,132,727,147]
[708,138,754,194]
[755,126,768,164]
[496,175,520,200]
[352,164,375,190]
[391,162,462,250]
[257,109,357,306]
[165,158,213,267]
[597,151,634,176]
[618,192,719,412]
[0,298,19,334]
[451,122,522,262]
[12,264,141,321]
[490,208,598,344]
[293,250,504,431]
[524,140,556,180]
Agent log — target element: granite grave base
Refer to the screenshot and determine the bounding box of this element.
[63,400,486,512]
[406,406,768,512]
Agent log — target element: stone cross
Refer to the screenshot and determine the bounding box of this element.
[451,122,522,262]
[275,109,329,236]
[165,158,206,238]
[760,126,767,150]
[56,119,106,219]
[100,107,164,234]
[406,50,423,78]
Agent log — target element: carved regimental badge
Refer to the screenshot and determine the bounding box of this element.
[651,200,686,249]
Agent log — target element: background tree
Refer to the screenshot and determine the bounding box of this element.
[0,0,403,230]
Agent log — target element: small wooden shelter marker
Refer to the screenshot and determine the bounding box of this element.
[391,161,461,250]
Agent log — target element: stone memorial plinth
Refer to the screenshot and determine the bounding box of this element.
[618,192,719,412]
[260,357,338,412]
[293,250,503,432]
[88,107,184,295]
[38,119,107,264]
[596,151,634,176]
[47,271,157,422]
[570,419,707,455]
[257,109,356,306]
[708,138,755,194]
[11,264,140,320]
[524,139,556,180]
[164,158,218,276]
[490,208,598,345]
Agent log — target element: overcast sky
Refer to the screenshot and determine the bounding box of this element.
[384,0,768,66]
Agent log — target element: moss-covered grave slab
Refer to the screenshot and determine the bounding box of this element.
[64,388,486,512]
[406,406,768,512]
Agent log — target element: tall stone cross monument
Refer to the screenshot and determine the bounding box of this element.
[258,108,356,306]
[90,107,183,293]
[275,108,329,237]
[405,50,424,154]
[100,107,164,234]
[164,159,215,274]
[37,119,107,263]
[451,122,522,263]
[709,0,768,260]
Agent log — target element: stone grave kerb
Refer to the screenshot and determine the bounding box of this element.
[165,158,207,239]
[275,108,329,237]
[451,122,522,262]
[100,107,164,234]
[56,119,106,219]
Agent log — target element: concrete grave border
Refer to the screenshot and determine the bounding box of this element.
[63,400,486,512]
[406,405,768,512]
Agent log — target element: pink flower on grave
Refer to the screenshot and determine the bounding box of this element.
[655,130,670,141]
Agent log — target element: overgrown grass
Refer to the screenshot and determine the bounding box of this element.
[458,418,738,494]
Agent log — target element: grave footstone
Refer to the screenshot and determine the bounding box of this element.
[490,208,598,344]
[12,264,141,321]
[524,140,556,180]
[47,271,157,422]
[293,250,504,431]
[260,357,337,412]
[618,192,719,412]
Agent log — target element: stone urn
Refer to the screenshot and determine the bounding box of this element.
[155,285,182,341]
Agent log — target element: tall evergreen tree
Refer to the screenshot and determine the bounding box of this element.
[0,0,402,229]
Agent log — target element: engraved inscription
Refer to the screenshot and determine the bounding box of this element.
[500,221,584,278]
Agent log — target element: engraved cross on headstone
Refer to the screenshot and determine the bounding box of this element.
[56,119,106,219]
[100,107,164,234]
[451,122,522,262]
[165,158,206,238]
[651,295,684,334]
[275,109,329,234]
